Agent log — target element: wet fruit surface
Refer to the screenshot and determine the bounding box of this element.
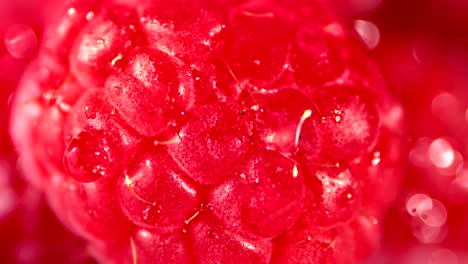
[8,0,459,263]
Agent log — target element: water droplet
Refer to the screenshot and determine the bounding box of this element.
[67,7,77,16]
[202,39,211,46]
[4,24,37,59]
[411,216,446,244]
[86,11,95,21]
[137,229,152,239]
[419,199,447,227]
[437,150,463,176]
[63,131,113,182]
[407,193,448,244]
[407,193,433,216]
[332,109,342,123]
[429,138,455,168]
[382,105,404,130]
[353,20,380,50]
[141,206,151,221]
[371,151,381,166]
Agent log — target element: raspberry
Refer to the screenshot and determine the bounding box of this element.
[0,157,94,263]
[9,0,406,263]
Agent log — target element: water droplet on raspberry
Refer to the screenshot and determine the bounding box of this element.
[353,20,380,50]
[63,131,115,182]
[4,24,37,59]
[65,89,142,163]
[419,199,448,228]
[86,11,95,21]
[429,138,455,168]
[407,193,433,216]
[411,216,447,244]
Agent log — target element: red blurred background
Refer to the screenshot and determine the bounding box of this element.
[1,0,467,263]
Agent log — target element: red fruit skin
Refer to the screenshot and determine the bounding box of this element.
[167,103,250,185]
[64,89,141,182]
[8,0,407,263]
[191,217,273,264]
[242,88,319,157]
[90,230,189,264]
[45,176,133,242]
[310,84,380,163]
[302,164,362,226]
[140,0,225,62]
[0,157,95,264]
[105,46,195,137]
[70,4,144,88]
[291,23,347,88]
[210,149,305,239]
[117,146,199,232]
[221,8,294,84]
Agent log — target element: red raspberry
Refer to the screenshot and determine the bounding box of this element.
[9,0,406,263]
[0,157,94,263]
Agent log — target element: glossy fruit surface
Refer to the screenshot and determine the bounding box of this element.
[8,0,406,263]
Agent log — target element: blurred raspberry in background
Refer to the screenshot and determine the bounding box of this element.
[331,0,468,263]
[0,1,95,263]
